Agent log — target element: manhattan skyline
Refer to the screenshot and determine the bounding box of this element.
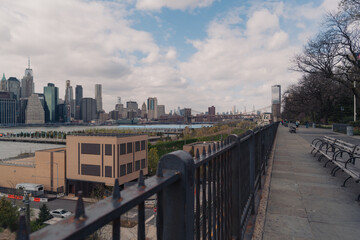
[0,0,338,113]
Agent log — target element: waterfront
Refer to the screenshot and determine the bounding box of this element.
[0,124,212,159]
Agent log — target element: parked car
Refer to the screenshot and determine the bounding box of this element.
[50,209,71,218]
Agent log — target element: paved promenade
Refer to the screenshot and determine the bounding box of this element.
[263,125,360,240]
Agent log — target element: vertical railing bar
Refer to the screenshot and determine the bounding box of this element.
[196,167,201,240]
[202,164,207,239]
[220,151,224,240]
[227,149,232,239]
[112,217,121,240]
[156,190,163,240]
[213,156,217,240]
[208,160,212,240]
[216,155,221,240]
[138,202,145,240]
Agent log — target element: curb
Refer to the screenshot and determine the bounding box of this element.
[251,131,278,240]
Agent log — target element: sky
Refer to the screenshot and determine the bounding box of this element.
[0,0,340,114]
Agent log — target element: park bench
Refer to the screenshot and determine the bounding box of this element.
[310,136,360,201]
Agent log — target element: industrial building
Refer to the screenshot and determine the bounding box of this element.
[0,134,148,197]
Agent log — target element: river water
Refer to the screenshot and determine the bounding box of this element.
[0,124,212,159]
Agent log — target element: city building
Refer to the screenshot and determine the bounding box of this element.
[44,83,59,122]
[147,97,158,119]
[141,102,147,118]
[0,73,7,91]
[64,80,74,122]
[75,85,83,120]
[208,106,215,115]
[115,103,124,119]
[271,85,281,122]
[7,77,21,122]
[66,134,148,196]
[95,84,102,112]
[109,110,119,120]
[21,59,34,98]
[25,93,45,124]
[157,105,165,117]
[184,108,192,123]
[81,98,97,122]
[0,91,16,125]
[126,101,138,112]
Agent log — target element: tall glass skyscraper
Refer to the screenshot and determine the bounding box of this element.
[95,84,102,112]
[44,83,59,122]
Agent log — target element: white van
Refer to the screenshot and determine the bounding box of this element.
[15,183,44,197]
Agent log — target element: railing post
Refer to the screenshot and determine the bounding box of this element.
[228,134,241,239]
[158,150,195,240]
[249,131,256,214]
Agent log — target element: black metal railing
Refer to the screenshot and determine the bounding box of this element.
[18,122,279,240]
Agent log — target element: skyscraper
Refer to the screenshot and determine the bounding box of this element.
[208,106,215,115]
[141,102,147,118]
[0,92,16,125]
[64,80,74,122]
[75,85,83,120]
[157,105,165,117]
[95,84,102,112]
[25,93,45,124]
[44,83,59,122]
[271,85,281,122]
[0,73,7,91]
[7,77,21,122]
[21,58,34,98]
[81,98,97,122]
[147,97,158,119]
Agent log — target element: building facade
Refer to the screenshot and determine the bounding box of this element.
[208,106,215,115]
[0,92,16,125]
[81,98,97,122]
[66,134,148,196]
[25,94,45,124]
[21,61,34,98]
[95,84,102,112]
[44,83,59,122]
[75,85,83,120]
[271,85,281,122]
[0,73,7,91]
[157,105,165,118]
[147,97,158,119]
[64,80,74,122]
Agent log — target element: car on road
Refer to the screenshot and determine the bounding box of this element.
[50,209,71,218]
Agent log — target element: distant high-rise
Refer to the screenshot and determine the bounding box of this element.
[126,101,138,111]
[75,85,83,120]
[95,84,102,112]
[81,98,97,122]
[117,97,121,104]
[141,102,147,118]
[147,97,158,119]
[21,58,34,98]
[0,73,7,91]
[44,83,59,122]
[271,85,281,122]
[7,77,21,122]
[157,105,165,117]
[64,80,74,122]
[0,92,16,125]
[208,106,215,115]
[26,93,45,124]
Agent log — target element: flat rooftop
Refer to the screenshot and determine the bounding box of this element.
[69,133,146,138]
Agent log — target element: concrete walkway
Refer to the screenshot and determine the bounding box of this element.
[263,126,360,240]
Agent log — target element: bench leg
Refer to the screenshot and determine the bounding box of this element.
[341,176,352,187]
[323,160,331,168]
[331,166,340,176]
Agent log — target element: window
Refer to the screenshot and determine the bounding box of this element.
[120,144,126,155]
[141,140,146,150]
[105,144,112,156]
[120,164,126,176]
[141,159,146,169]
[127,142,133,154]
[105,166,112,178]
[127,163,133,174]
[81,164,100,176]
[135,141,140,152]
[81,143,100,155]
[135,160,140,171]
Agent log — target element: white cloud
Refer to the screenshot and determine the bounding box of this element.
[135,0,215,11]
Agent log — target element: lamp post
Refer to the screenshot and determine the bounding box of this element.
[354,81,357,122]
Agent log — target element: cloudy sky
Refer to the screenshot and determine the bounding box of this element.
[0,0,339,113]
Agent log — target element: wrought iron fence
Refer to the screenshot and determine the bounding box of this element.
[19,122,279,240]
